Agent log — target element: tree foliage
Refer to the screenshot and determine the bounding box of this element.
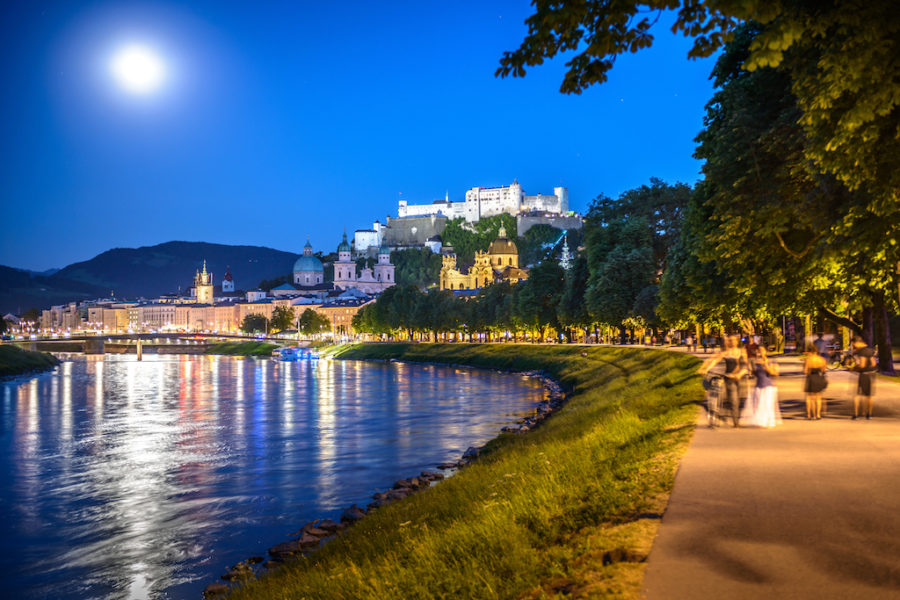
[498,0,900,211]
[440,214,518,267]
[298,308,331,336]
[390,248,443,288]
[516,260,566,341]
[240,313,268,334]
[269,306,295,333]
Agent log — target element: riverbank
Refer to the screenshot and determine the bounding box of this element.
[226,343,701,599]
[0,345,60,378]
[204,341,279,356]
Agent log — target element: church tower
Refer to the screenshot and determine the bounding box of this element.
[373,242,395,288]
[194,261,214,304]
[222,267,235,292]
[333,231,357,290]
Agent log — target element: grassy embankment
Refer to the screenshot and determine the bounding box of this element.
[0,345,60,377]
[205,341,279,356]
[229,343,701,599]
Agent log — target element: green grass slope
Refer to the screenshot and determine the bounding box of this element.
[205,342,278,356]
[0,345,60,378]
[228,343,701,599]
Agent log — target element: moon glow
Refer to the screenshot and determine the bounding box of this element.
[111,45,165,94]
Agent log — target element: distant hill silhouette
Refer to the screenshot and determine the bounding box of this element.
[1,241,299,314]
[0,265,107,315]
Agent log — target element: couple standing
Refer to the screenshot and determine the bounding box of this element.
[700,335,781,428]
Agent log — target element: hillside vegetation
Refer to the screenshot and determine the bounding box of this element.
[228,343,700,599]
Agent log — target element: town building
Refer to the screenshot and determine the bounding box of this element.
[439,226,529,291]
[353,221,386,257]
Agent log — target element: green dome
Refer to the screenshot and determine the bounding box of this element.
[293,255,323,273]
[379,242,390,255]
[337,232,351,253]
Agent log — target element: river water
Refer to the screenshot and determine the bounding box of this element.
[0,354,543,599]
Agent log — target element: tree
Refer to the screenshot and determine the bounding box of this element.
[240,313,268,334]
[258,275,290,290]
[390,248,443,287]
[440,214,518,267]
[499,1,900,292]
[557,254,592,340]
[269,306,296,333]
[298,308,331,336]
[586,244,655,335]
[517,260,565,341]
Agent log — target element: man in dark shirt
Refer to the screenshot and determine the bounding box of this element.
[851,337,877,419]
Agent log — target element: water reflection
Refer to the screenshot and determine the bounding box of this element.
[1,355,543,599]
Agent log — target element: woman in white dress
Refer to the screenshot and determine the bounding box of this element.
[741,346,782,428]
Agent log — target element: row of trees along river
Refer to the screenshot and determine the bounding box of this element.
[490,5,899,372]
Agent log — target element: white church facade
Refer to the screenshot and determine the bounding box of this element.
[333,232,395,294]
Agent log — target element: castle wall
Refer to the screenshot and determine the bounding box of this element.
[383,215,448,247]
[516,214,584,238]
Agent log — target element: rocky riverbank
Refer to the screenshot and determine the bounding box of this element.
[201,366,566,598]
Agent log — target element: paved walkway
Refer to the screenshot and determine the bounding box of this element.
[642,356,900,599]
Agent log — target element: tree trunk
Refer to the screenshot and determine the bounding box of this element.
[793,316,805,352]
[862,306,874,346]
[873,291,895,375]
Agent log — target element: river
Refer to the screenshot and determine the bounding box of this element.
[0,354,544,599]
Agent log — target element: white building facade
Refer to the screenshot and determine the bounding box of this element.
[397,180,568,223]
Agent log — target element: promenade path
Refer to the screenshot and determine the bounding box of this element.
[642,353,900,599]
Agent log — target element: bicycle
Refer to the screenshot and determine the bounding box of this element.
[702,374,724,427]
[826,348,855,371]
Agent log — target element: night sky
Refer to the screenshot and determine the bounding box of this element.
[1,1,716,271]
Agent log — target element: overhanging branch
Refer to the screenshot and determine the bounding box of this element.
[819,306,862,335]
[774,232,819,259]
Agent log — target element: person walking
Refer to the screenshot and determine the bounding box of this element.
[803,343,828,419]
[700,335,749,427]
[851,337,878,419]
[813,333,829,361]
[686,335,693,353]
[742,346,782,428]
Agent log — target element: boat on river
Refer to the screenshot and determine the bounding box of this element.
[276,347,318,361]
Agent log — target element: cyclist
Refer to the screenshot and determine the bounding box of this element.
[699,335,749,427]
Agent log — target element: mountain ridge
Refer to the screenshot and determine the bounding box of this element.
[2,240,301,314]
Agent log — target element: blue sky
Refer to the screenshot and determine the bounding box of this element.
[0,1,716,271]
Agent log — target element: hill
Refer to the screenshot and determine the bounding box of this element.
[2,241,299,314]
[0,265,108,315]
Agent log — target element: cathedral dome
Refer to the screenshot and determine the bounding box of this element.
[488,225,517,256]
[293,255,323,273]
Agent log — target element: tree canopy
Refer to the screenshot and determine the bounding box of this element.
[240,313,268,334]
[498,1,900,205]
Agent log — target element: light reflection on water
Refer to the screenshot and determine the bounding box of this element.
[0,354,543,599]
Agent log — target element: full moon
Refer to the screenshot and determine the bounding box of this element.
[110,45,165,94]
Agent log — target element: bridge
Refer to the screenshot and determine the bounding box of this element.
[6,332,288,357]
